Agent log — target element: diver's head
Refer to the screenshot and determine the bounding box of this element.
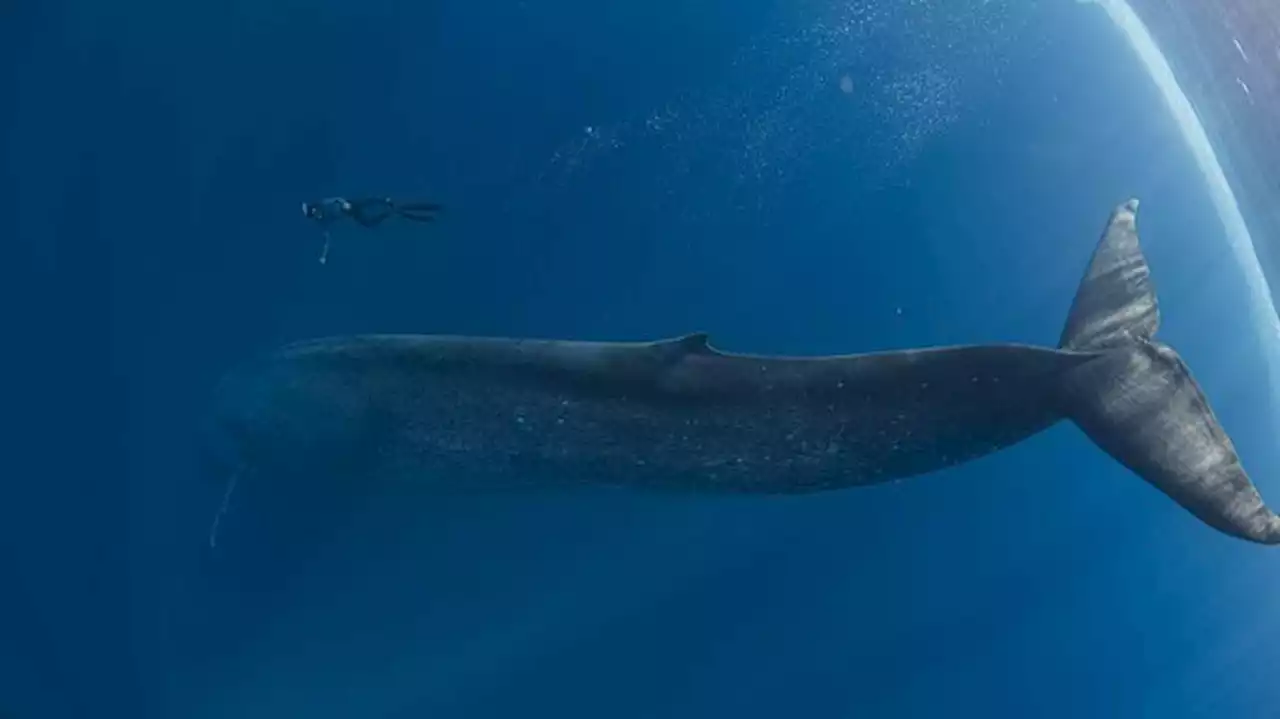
[301,201,320,220]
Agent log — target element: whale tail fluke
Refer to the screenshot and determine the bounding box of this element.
[1058,199,1159,352]
[1059,199,1280,544]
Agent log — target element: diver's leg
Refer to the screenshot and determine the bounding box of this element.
[349,198,396,227]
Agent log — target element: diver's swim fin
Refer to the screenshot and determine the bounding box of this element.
[392,200,443,223]
[1059,199,1280,543]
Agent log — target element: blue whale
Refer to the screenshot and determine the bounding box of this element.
[207,200,1280,545]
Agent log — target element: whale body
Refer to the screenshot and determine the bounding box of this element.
[207,200,1280,544]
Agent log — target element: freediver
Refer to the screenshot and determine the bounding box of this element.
[301,196,443,264]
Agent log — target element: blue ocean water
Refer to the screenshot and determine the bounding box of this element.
[5,0,1279,717]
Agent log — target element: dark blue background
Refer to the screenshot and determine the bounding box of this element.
[5,0,1278,717]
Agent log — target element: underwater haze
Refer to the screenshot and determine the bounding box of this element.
[5,0,1280,717]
